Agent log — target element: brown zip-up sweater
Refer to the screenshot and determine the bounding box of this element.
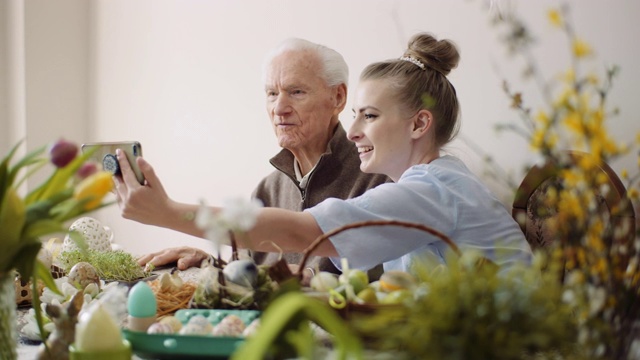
[251,123,391,275]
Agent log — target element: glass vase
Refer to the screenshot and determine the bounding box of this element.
[0,272,17,360]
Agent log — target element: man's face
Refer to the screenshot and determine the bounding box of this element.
[264,50,341,155]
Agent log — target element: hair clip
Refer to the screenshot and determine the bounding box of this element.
[399,56,426,70]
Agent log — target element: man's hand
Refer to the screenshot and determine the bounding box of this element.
[137,246,210,271]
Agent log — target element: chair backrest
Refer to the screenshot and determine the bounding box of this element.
[512,151,636,268]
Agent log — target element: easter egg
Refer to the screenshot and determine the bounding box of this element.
[67,262,100,290]
[147,322,174,334]
[63,217,113,253]
[127,281,157,318]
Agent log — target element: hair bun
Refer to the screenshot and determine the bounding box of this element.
[404,33,460,76]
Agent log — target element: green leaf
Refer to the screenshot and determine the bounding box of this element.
[13,241,42,281]
[0,140,25,207]
[232,292,363,360]
[24,188,73,226]
[23,219,66,239]
[32,260,60,350]
[66,230,89,254]
[35,259,60,295]
[0,188,27,272]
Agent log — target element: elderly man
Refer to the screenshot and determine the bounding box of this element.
[116,38,389,281]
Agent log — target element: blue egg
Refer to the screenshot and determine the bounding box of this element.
[128,281,157,318]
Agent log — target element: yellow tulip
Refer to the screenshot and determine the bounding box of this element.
[73,171,113,210]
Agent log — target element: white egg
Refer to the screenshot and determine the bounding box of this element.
[62,217,113,253]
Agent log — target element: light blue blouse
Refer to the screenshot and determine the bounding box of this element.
[305,155,533,273]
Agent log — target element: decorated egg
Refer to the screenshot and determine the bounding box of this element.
[242,318,260,337]
[62,217,113,253]
[127,281,157,318]
[159,315,183,333]
[147,322,174,334]
[186,315,213,331]
[212,314,245,337]
[67,262,101,290]
[179,318,212,336]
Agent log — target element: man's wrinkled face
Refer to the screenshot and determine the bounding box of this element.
[264,50,339,153]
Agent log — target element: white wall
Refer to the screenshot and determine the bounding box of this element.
[3,0,639,257]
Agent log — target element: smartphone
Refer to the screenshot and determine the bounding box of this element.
[81,141,145,185]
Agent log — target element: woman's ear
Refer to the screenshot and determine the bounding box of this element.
[411,109,434,139]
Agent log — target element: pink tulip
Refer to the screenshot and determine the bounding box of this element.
[76,161,99,180]
[49,139,78,168]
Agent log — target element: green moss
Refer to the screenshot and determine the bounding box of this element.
[58,249,149,282]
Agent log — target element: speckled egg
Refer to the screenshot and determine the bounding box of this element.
[147,322,174,334]
[62,217,113,253]
[67,262,101,290]
[179,322,212,336]
[186,315,213,331]
[211,314,246,337]
[159,316,183,333]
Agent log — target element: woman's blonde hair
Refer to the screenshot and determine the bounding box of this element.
[360,33,461,147]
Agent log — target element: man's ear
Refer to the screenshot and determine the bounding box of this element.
[333,83,348,115]
[411,109,434,139]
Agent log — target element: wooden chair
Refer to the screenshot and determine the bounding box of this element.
[512,151,636,277]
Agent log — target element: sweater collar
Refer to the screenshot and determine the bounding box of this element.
[269,123,349,178]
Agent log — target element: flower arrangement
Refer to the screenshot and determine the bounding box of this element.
[0,138,114,358]
[489,4,639,358]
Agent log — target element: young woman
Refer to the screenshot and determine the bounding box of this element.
[117,33,532,274]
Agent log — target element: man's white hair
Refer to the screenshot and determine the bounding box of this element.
[262,38,348,87]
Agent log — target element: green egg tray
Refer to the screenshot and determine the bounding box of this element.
[123,309,261,360]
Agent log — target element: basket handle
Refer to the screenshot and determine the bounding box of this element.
[297,219,462,275]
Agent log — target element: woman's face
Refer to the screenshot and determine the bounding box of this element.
[348,79,416,181]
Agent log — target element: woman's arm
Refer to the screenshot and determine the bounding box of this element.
[240,209,338,257]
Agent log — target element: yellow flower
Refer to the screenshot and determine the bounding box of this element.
[573,38,593,58]
[548,9,563,27]
[563,111,583,135]
[73,171,114,210]
[621,169,629,179]
[530,129,545,150]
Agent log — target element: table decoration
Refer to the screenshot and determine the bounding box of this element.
[0,139,113,359]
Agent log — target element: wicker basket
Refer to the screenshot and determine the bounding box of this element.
[15,265,66,307]
[296,219,469,318]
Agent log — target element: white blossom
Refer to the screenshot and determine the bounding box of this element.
[195,197,263,247]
